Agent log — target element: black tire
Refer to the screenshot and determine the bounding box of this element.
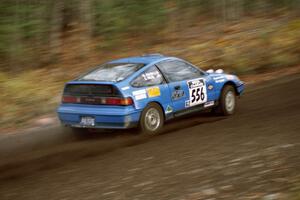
[139,103,164,135]
[214,85,237,116]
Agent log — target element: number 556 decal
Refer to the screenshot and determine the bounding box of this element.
[186,78,207,107]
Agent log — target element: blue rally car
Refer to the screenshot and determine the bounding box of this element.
[57,54,244,135]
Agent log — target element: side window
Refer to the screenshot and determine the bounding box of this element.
[157,60,202,82]
[131,66,164,87]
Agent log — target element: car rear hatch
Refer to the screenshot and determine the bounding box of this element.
[62,83,133,106]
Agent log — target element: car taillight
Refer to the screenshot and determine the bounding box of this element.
[62,96,78,103]
[62,96,133,106]
[105,97,134,106]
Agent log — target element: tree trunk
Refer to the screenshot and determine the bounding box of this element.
[49,0,63,63]
[293,0,300,17]
[78,0,93,58]
[9,0,22,71]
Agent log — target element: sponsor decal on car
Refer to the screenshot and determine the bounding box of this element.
[208,85,214,90]
[204,101,214,108]
[142,71,161,80]
[215,79,225,83]
[213,76,224,80]
[132,89,147,100]
[187,78,207,107]
[213,76,225,83]
[185,100,190,108]
[121,86,130,91]
[165,105,173,114]
[172,90,185,100]
[147,87,161,98]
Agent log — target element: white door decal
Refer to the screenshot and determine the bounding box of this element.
[187,78,207,107]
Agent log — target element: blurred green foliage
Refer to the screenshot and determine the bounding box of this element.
[0,0,299,71]
[0,1,50,69]
[93,0,166,37]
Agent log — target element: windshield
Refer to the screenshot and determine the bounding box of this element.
[78,63,144,82]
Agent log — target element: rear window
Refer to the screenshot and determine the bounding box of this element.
[64,84,120,97]
[78,63,144,82]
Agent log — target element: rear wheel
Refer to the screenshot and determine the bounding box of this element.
[214,85,237,116]
[139,103,164,135]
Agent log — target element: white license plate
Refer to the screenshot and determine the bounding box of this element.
[80,116,95,126]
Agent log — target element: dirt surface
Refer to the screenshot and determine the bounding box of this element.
[0,74,300,200]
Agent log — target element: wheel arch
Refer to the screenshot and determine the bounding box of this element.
[221,81,240,96]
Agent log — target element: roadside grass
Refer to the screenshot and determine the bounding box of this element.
[290,183,300,200]
[291,193,300,200]
[0,17,300,131]
[182,18,300,74]
[0,70,68,130]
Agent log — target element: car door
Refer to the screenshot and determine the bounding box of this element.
[130,65,172,111]
[156,60,215,113]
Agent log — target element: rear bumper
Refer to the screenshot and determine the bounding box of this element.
[57,104,141,129]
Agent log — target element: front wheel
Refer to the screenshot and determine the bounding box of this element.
[214,85,237,116]
[139,103,164,135]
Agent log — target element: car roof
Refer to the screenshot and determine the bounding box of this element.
[70,54,184,84]
[109,54,169,65]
